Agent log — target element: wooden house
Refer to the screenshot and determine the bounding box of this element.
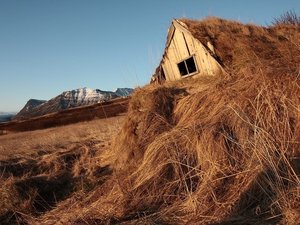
[152,19,224,83]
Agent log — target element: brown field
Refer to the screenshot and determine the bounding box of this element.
[0,97,129,134]
[0,115,124,160]
[0,115,124,224]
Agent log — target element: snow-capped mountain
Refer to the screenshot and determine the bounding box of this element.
[14,87,134,120]
[59,88,119,108]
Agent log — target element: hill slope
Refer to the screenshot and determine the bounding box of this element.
[0,97,129,133]
[14,87,133,120]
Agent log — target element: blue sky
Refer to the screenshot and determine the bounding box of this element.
[0,0,299,112]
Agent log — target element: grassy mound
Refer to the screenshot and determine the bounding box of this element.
[181,17,300,76]
[32,73,299,225]
[112,73,300,224]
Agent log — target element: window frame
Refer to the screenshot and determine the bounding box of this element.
[177,55,199,78]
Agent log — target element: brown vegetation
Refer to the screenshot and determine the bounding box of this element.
[0,17,299,224]
[110,74,300,224]
[272,10,300,26]
[0,97,129,134]
[181,17,300,76]
[0,116,124,224]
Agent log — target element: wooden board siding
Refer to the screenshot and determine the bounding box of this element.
[160,20,224,82]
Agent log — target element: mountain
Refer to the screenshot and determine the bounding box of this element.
[0,113,16,123]
[115,88,134,97]
[14,87,133,120]
[14,99,47,118]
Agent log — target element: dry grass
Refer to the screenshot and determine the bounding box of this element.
[107,73,300,225]
[0,116,124,224]
[1,17,300,224]
[181,17,300,77]
[0,115,124,160]
[29,75,300,224]
[0,97,129,133]
[272,10,300,26]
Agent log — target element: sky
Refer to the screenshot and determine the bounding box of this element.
[0,0,299,112]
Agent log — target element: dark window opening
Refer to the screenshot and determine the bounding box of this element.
[177,56,197,77]
[178,61,188,76]
[186,57,197,74]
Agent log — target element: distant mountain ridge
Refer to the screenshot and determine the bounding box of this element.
[114,88,134,97]
[14,87,133,120]
[0,113,16,123]
[17,99,47,115]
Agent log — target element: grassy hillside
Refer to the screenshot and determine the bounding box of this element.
[0,97,129,134]
[0,17,299,224]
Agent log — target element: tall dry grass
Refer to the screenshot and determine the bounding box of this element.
[33,73,300,224]
[0,116,124,160]
[272,10,300,26]
[181,17,300,77]
[108,72,300,224]
[0,116,124,224]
